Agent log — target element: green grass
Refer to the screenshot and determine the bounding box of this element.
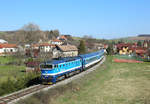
[0,56,26,83]
[0,32,5,35]
[18,56,150,104]
[0,65,26,83]
[0,56,18,64]
[72,36,82,40]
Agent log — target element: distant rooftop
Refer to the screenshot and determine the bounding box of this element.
[56,45,78,52]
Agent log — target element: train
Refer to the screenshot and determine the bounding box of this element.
[40,49,104,84]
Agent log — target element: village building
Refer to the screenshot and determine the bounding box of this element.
[24,44,30,49]
[93,43,104,50]
[39,43,55,52]
[116,43,149,57]
[0,43,18,56]
[116,43,137,55]
[57,35,67,41]
[31,44,40,50]
[143,40,150,48]
[104,44,108,49]
[51,39,63,45]
[53,45,78,58]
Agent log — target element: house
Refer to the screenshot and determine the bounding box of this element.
[39,43,55,52]
[57,35,67,41]
[53,45,78,58]
[143,40,150,48]
[116,43,148,56]
[31,44,40,50]
[134,47,147,57]
[116,43,137,55]
[24,44,30,49]
[51,39,63,45]
[0,43,18,56]
[104,44,108,49]
[93,43,104,50]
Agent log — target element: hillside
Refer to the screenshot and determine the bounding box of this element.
[128,36,150,41]
[111,35,150,43]
[18,56,150,104]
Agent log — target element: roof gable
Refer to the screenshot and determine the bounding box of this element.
[52,39,62,42]
[56,45,78,52]
[0,44,17,48]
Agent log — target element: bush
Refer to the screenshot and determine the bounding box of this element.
[0,73,40,96]
[106,46,113,55]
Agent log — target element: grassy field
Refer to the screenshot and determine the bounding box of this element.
[0,56,16,64]
[0,56,22,65]
[0,65,26,83]
[18,56,150,104]
[0,56,26,83]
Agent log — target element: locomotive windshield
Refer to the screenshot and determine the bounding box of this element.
[40,64,53,69]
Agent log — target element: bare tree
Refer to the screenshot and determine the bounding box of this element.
[15,23,43,44]
[21,23,40,31]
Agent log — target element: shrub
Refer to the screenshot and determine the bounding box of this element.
[0,73,40,96]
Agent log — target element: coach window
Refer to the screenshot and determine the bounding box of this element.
[54,65,57,68]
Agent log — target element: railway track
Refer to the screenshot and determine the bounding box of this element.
[0,84,49,104]
[0,56,105,104]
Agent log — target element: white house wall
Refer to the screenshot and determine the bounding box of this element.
[40,46,53,52]
[0,48,18,55]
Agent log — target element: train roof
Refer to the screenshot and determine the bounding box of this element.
[43,56,81,65]
[41,49,104,65]
[79,50,104,58]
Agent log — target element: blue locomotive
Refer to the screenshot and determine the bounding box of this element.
[40,49,104,84]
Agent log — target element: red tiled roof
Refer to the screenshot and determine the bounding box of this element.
[116,43,137,50]
[52,39,62,42]
[0,44,17,48]
[134,47,147,54]
[135,50,147,54]
[59,35,67,40]
[104,44,108,48]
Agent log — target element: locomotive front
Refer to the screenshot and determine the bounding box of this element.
[40,63,55,84]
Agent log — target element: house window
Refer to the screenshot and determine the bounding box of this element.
[10,49,13,52]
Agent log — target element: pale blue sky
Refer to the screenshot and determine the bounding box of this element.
[0,0,150,39]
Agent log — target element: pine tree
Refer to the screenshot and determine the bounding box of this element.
[78,40,86,54]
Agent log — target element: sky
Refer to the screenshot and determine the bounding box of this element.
[0,0,150,39]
